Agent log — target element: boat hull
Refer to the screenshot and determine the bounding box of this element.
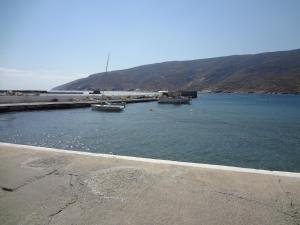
[158,97,190,104]
[91,104,125,112]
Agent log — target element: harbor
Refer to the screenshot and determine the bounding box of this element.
[0,90,158,113]
[1,94,300,172]
[1,1,299,224]
[0,142,299,225]
[0,90,199,112]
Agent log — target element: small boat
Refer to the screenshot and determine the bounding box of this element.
[158,91,191,104]
[91,102,125,112]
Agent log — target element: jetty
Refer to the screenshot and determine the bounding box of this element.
[0,98,157,113]
[0,142,299,225]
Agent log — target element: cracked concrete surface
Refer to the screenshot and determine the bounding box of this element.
[0,143,300,225]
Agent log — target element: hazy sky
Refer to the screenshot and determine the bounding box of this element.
[1,0,300,90]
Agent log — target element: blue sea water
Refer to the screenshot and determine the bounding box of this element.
[0,93,300,172]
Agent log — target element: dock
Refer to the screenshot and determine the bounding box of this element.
[0,98,157,113]
[0,142,299,225]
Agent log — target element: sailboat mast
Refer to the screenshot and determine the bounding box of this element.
[103,53,110,93]
[105,53,110,74]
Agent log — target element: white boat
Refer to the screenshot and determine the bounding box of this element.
[91,102,125,112]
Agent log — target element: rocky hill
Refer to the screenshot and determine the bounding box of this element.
[53,49,300,93]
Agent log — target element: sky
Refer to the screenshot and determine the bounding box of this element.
[0,0,300,90]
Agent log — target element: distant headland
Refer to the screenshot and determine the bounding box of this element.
[53,49,300,94]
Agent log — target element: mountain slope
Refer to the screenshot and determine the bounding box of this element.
[53,49,300,93]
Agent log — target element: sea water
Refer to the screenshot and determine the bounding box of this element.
[1,93,300,172]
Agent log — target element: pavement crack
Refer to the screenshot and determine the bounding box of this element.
[48,195,78,225]
[274,178,299,218]
[0,169,58,192]
[215,191,300,220]
[1,187,14,192]
[68,173,79,187]
[215,191,266,205]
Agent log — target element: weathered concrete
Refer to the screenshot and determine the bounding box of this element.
[0,142,299,225]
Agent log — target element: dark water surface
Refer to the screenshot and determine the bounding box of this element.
[1,94,300,172]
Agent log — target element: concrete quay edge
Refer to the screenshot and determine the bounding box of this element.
[1,142,299,178]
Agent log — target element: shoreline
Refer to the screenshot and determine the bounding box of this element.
[1,142,299,178]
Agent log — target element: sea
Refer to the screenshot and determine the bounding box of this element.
[0,93,300,172]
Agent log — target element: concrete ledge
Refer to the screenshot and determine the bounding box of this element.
[0,142,299,225]
[1,142,299,178]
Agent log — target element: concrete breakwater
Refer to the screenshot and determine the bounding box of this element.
[0,91,159,104]
[0,98,157,113]
[0,142,299,225]
[0,101,93,112]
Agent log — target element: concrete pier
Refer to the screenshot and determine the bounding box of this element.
[0,142,299,225]
[0,101,94,112]
[0,98,157,113]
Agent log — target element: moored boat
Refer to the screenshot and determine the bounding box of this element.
[158,96,191,104]
[91,102,125,112]
[158,91,191,104]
